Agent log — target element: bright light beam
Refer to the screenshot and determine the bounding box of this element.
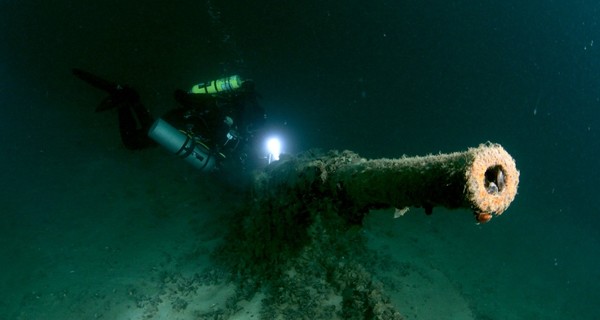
[266,137,282,163]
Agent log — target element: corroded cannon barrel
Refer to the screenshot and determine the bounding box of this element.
[216,143,519,319]
[254,142,519,223]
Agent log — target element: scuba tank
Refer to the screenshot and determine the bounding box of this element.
[148,118,217,172]
[190,75,242,95]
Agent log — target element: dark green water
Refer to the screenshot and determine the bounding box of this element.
[1,0,599,319]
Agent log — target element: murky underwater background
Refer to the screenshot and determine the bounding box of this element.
[1,0,599,319]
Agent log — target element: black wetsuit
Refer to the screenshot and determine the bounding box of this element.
[104,85,156,150]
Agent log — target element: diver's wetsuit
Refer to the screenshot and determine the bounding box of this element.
[108,85,156,150]
[164,86,266,171]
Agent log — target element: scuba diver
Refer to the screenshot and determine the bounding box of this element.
[72,68,268,174]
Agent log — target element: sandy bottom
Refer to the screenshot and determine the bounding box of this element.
[1,147,598,319]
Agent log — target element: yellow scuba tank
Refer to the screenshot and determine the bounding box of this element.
[190,75,242,94]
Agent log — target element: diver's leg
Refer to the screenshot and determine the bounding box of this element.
[117,102,156,150]
[131,102,155,133]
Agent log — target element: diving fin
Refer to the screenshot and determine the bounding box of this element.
[72,68,140,113]
[97,95,120,112]
[72,68,120,95]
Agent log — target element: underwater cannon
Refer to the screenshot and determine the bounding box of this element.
[217,142,520,318]
[224,142,520,270]
[252,142,519,224]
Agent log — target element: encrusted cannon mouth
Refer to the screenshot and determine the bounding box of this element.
[484,165,506,195]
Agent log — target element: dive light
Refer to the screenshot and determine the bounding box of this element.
[265,136,282,164]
